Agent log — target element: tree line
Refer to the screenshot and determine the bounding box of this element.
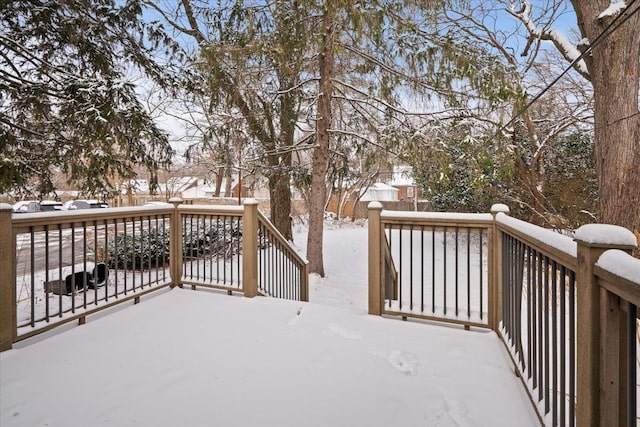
[1,0,638,274]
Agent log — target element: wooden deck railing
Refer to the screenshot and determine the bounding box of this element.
[0,199,308,350]
[368,202,494,328]
[368,202,639,427]
[257,211,309,301]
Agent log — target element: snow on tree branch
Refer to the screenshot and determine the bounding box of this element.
[508,0,590,80]
[598,1,627,19]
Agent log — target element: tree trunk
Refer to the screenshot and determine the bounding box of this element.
[268,170,293,241]
[224,165,232,197]
[307,10,335,277]
[572,2,640,231]
[214,166,224,197]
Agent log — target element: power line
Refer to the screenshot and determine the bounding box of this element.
[494,0,640,138]
[596,111,640,130]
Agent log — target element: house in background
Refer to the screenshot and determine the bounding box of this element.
[388,165,419,202]
[358,182,399,202]
[181,179,217,200]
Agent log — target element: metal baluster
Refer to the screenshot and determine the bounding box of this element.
[258,223,262,291]
[501,233,507,330]
[399,225,403,310]
[114,221,119,297]
[83,221,88,308]
[103,220,109,301]
[148,217,152,286]
[479,229,483,319]
[527,245,532,378]
[552,261,558,425]
[544,256,550,414]
[569,271,575,427]
[504,235,509,339]
[421,225,424,313]
[189,215,194,282]
[58,225,63,316]
[196,215,201,281]
[237,217,241,288]
[28,229,34,324]
[279,241,283,297]
[467,228,471,318]
[269,229,273,295]
[410,224,413,311]
[388,224,392,306]
[123,219,128,295]
[162,216,167,283]
[45,225,49,322]
[538,252,544,402]
[94,220,99,304]
[455,226,459,317]
[154,216,159,285]
[443,228,447,315]
[432,226,435,313]
[71,223,76,313]
[532,250,538,389]
[132,217,136,291]
[216,217,221,284]
[181,215,186,283]
[209,215,213,284]
[627,302,636,427]
[223,216,227,285]
[560,265,566,427]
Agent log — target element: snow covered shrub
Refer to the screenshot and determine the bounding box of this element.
[103,219,252,270]
[105,227,170,270]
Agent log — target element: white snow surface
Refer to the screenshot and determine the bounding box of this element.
[574,223,638,247]
[597,249,640,285]
[1,220,539,427]
[598,0,626,19]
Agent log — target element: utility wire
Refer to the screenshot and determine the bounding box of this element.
[495,0,640,138]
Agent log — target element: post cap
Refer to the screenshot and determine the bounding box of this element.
[574,224,638,249]
[490,203,510,215]
[368,201,383,210]
[243,198,258,206]
[168,197,183,205]
[0,203,13,212]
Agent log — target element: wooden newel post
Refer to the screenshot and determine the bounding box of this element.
[242,199,259,298]
[574,224,637,427]
[489,203,509,332]
[169,198,183,288]
[0,204,15,351]
[300,263,309,302]
[368,202,383,315]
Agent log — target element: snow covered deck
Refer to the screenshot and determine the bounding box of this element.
[1,287,539,426]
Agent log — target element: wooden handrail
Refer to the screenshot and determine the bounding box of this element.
[257,211,307,266]
[496,213,577,271]
[12,206,174,233]
[595,249,640,310]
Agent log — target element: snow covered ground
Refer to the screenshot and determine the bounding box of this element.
[1,220,539,427]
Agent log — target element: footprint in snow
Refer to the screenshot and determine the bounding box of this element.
[387,350,419,376]
[325,323,362,340]
[287,306,304,326]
